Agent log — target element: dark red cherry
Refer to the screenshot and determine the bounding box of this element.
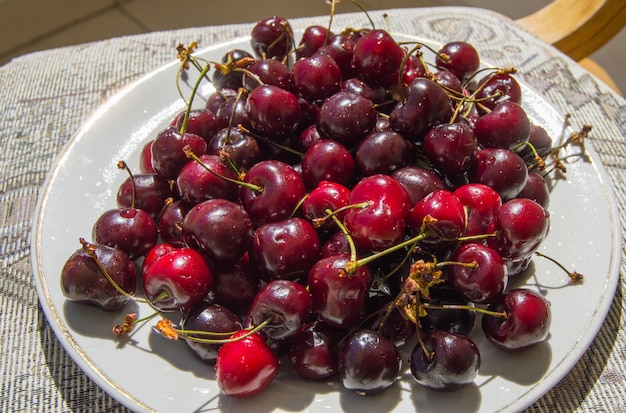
[410,331,480,391]
[151,126,207,180]
[211,253,260,316]
[301,139,355,189]
[337,329,401,395]
[355,130,412,176]
[318,34,356,79]
[246,84,300,139]
[474,72,522,111]
[250,16,293,60]
[288,320,339,380]
[482,288,551,350]
[352,29,404,89]
[423,122,477,176]
[175,154,240,204]
[517,172,550,209]
[391,166,445,206]
[471,148,528,201]
[473,101,530,150]
[248,217,321,282]
[171,108,220,143]
[92,207,158,260]
[296,25,332,59]
[242,59,293,91]
[182,198,254,264]
[302,180,351,234]
[316,91,377,147]
[453,183,502,237]
[207,127,262,171]
[307,253,372,329]
[435,41,480,81]
[158,199,192,248]
[410,189,466,242]
[116,172,174,220]
[291,53,342,102]
[61,240,136,311]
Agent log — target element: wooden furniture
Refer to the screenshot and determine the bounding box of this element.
[516,0,626,94]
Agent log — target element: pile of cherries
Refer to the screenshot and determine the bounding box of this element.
[60,11,585,400]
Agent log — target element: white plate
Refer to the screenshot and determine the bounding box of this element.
[31,32,621,413]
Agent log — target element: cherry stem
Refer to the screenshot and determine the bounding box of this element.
[535,251,584,283]
[161,317,274,344]
[117,160,136,208]
[180,63,211,134]
[183,145,263,193]
[237,125,305,157]
[421,302,508,319]
[350,0,376,29]
[312,201,372,228]
[327,208,359,263]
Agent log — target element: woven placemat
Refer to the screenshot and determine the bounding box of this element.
[1,7,624,412]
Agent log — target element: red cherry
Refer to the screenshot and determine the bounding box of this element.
[215,330,279,398]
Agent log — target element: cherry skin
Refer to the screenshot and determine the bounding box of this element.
[316,91,377,148]
[482,288,551,350]
[211,253,260,316]
[302,180,351,234]
[453,183,502,237]
[301,139,355,189]
[182,198,254,264]
[409,330,481,391]
[307,252,372,330]
[158,199,192,248]
[246,84,300,140]
[242,58,292,91]
[435,41,480,81]
[250,15,292,60]
[410,189,466,242]
[215,330,279,398]
[206,127,262,171]
[337,329,402,395]
[352,29,404,89]
[288,320,339,380]
[116,172,174,220]
[471,148,528,201]
[344,174,412,252]
[474,72,522,111]
[248,217,321,282]
[175,153,240,204]
[181,303,243,364]
[239,160,307,227]
[391,166,445,206]
[151,126,207,180]
[517,172,550,209]
[61,240,136,311]
[249,279,312,340]
[487,198,550,263]
[448,242,508,304]
[473,101,531,150]
[142,244,213,312]
[355,130,413,176]
[291,52,342,102]
[138,140,156,173]
[170,108,220,144]
[423,122,477,176]
[296,25,332,59]
[92,207,158,261]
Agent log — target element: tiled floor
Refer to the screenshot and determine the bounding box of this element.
[1,0,625,92]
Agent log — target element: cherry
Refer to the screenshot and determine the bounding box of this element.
[181,303,243,364]
[61,239,136,311]
[182,198,254,264]
[423,122,477,176]
[242,58,293,91]
[158,199,192,248]
[211,49,253,91]
[448,242,508,304]
[435,41,480,81]
[246,84,300,139]
[248,217,321,282]
[352,29,404,89]
[401,54,427,86]
[389,77,452,141]
[138,140,156,173]
[250,16,292,60]
[339,77,388,104]
[433,70,464,96]
[409,330,480,391]
[410,189,466,242]
[296,25,332,59]
[420,287,476,336]
[307,252,372,329]
[288,320,339,380]
[474,72,522,111]
[291,52,342,102]
[211,253,260,316]
[391,166,445,206]
[316,91,377,147]
[249,279,312,340]
[170,108,220,143]
[215,92,251,130]
[215,330,279,398]
[318,33,356,79]
[337,329,401,395]
[355,130,412,176]
[471,148,528,201]
[518,171,550,209]
[320,231,351,258]
[175,153,240,204]
[473,101,530,150]
[206,127,262,171]
[301,139,355,189]
[482,288,551,350]
[487,197,549,264]
[116,172,174,220]
[453,183,502,237]
[344,174,412,252]
[302,180,351,234]
[92,206,158,260]
[239,159,307,227]
[142,244,213,312]
[151,126,207,180]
